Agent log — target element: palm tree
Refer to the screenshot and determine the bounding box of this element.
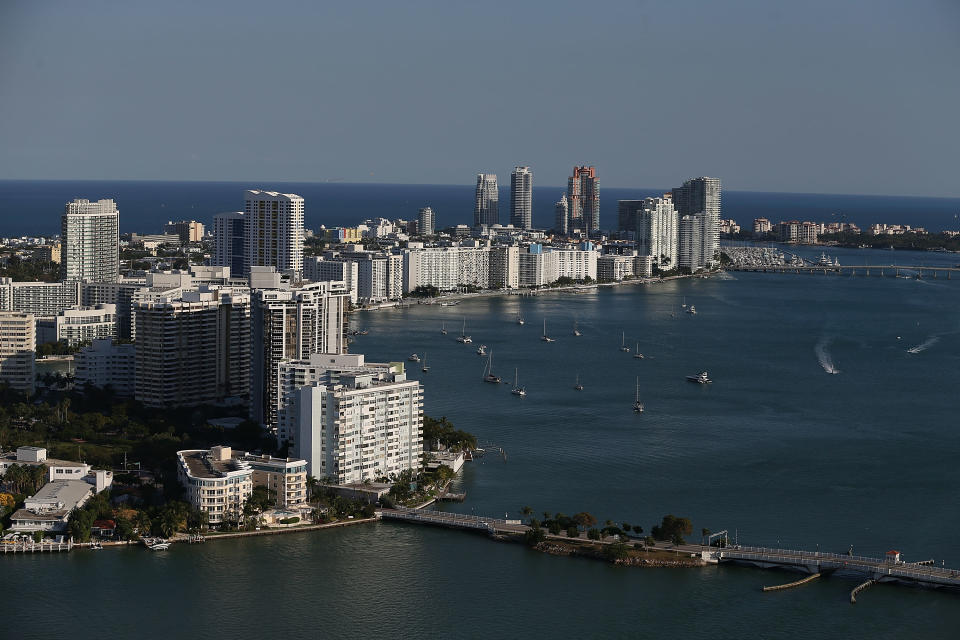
[521,506,533,517]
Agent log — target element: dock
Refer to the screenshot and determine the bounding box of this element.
[1,540,73,553]
[727,264,957,279]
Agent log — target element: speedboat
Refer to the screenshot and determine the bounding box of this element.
[686,305,697,315]
[408,354,420,362]
[476,345,487,356]
[686,371,712,384]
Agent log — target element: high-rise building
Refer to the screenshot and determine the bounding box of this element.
[418,207,435,236]
[61,199,119,283]
[567,167,600,233]
[164,220,205,244]
[213,212,246,276]
[250,281,348,429]
[281,354,423,483]
[631,196,679,270]
[554,194,569,235]
[473,174,499,227]
[678,215,703,271]
[133,287,250,408]
[0,311,35,394]
[243,191,305,278]
[74,339,136,397]
[510,167,533,230]
[672,177,721,267]
[37,304,116,346]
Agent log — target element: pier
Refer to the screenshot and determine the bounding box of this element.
[727,264,958,279]
[1,540,73,553]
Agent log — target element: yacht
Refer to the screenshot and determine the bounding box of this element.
[456,318,472,344]
[407,354,420,362]
[511,368,526,396]
[143,537,171,551]
[421,354,430,373]
[686,305,697,315]
[541,319,555,342]
[633,377,644,413]
[573,320,582,337]
[516,311,525,325]
[476,344,487,356]
[686,371,712,384]
[620,332,631,352]
[483,351,501,384]
[633,342,644,359]
[574,374,584,391]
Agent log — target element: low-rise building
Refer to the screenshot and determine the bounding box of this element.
[9,480,94,533]
[597,255,635,282]
[37,304,117,346]
[73,339,136,396]
[176,446,253,526]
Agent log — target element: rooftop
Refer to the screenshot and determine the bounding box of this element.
[178,450,251,479]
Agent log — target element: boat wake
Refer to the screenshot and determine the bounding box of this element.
[907,336,940,354]
[815,338,840,374]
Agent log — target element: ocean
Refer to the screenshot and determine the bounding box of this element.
[2,180,960,237]
[6,244,960,638]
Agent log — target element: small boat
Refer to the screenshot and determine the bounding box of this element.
[421,354,430,373]
[686,305,697,315]
[633,377,644,413]
[441,322,447,335]
[620,332,630,352]
[483,351,501,384]
[477,344,487,356]
[90,541,103,550]
[633,342,644,359]
[573,320,582,337]
[408,354,420,362]
[143,537,171,551]
[516,311,525,325]
[359,329,369,335]
[511,368,526,396]
[456,318,472,344]
[686,371,712,384]
[574,373,584,391]
[541,318,555,342]
[681,296,687,308]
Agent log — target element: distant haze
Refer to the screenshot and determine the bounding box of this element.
[0,0,958,197]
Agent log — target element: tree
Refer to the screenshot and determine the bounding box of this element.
[68,508,94,542]
[587,528,601,541]
[651,514,692,542]
[566,525,580,538]
[622,522,631,533]
[632,525,643,535]
[605,541,629,562]
[573,512,597,530]
[701,527,711,545]
[521,506,533,517]
[524,526,546,547]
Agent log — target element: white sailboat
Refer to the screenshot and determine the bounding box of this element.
[511,368,526,396]
[516,311,525,325]
[441,322,447,335]
[541,318,555,342]
[633,342,644,359]
[620,331,630,352]
[421,353,430,373]
[573,320,582,337]
[633,377,644,413]
[483,351,501,383]
[457,318,472,344]
[574,373,584,391]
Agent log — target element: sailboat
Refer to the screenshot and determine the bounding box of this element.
[681,296,687,309]
[633,342,644,359]
[421,353,430,373]
[441,322,447,335]
[511,368,526,396]
[541,318,555,342]
[620,332,631,352]
[457,318,472,344]
[573,320,582,337]
[483,351,501,383]
[633,377,644,413]
[516,311,525,325]
[574,373,584,391]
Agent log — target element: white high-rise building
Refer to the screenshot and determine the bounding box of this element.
[474,174,499,227]
[213,212,246,276]
[243,190,305,278]
[74,339,136,397]
[61,199,119,283]
[0,279,82,318]
[418,207,435,236]
[510,167,533,230]
[489,246,519,289]
[672,177,721,267]
[678,215,704,271]
[304,257,358,303]
[518,245,559,287]
[250,281,348,428]
[37,304,117,346]
[0,311,35,394]
[634,196,679,270]
[282,354,423,483]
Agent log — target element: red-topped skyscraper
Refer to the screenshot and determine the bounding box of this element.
[567,166,600,234]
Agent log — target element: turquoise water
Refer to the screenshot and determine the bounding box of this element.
[7,246,960,637]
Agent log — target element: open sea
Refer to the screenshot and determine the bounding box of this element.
[4,182,960,638]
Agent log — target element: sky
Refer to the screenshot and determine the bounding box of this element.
[0,0,958,196]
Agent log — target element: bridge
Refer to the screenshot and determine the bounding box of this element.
[727,264,959,278]
[379,507,960,599]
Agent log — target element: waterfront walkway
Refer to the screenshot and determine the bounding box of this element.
[728,264,958,278]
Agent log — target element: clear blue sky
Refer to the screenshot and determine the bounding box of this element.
[1,0,958,196]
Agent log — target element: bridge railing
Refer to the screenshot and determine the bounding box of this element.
[722,546,960,581]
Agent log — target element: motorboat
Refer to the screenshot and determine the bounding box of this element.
[408,354,420,362]
[477,344,487,356]
[686,305,697,315]
[686,371,712,384]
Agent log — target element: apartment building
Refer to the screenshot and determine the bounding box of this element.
[37,304,116,346]
[177,446,253,526]
[61,198,119,283]
[73,338,136,397]
[0,311,35,393]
